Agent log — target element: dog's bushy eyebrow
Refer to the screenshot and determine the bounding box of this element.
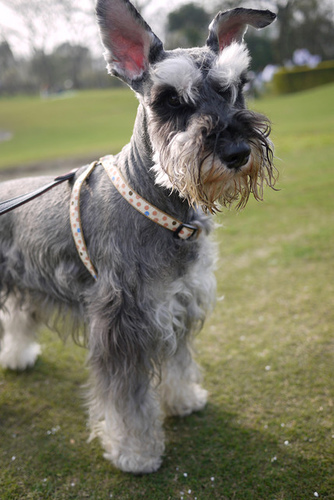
[151,56,202,104]
[208,42,250,89]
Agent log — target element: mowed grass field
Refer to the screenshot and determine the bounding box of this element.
[0,89,138,169]
[0,84,333,499]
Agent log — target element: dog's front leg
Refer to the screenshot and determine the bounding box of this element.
[87,318,164,474]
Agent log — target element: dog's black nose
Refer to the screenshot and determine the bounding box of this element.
[220,142,251,169]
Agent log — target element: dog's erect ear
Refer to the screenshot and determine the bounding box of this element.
[207,8,276,53]
[96,0,163,88]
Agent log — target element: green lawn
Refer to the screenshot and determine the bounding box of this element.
[0,89,138,168]
[0,84,333,499]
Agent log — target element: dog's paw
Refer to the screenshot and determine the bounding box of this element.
[90,419,165,474]
[104,449,163,474]
[0,341,41,371]
[164,383,208,417]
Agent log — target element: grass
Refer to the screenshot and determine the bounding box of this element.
[0,83,334,499]
[0,89,138,168]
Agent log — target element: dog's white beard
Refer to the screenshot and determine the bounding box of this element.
[151,135,268,213]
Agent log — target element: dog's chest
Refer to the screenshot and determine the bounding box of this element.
[153,235,217,338]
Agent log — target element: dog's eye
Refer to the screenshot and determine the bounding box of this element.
[166,92,182,108]
[213,85,233,103]
[240,73,250,87]
[222,88,233,101]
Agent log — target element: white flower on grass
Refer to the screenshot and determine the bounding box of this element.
[47,425,61,436]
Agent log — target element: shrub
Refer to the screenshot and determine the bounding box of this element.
[273,60,334,94]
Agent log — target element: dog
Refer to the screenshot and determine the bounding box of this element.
[0,0,277,474]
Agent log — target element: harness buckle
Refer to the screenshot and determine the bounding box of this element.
[173,223,201,241]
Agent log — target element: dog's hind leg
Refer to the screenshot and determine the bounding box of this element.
[0,296,41,371]
[159,340,208,417]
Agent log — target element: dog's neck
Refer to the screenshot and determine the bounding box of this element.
[115,102,197,223]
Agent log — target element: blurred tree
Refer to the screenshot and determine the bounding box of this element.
[166,3,210,49]
[28,42,106,92]
[52,43,92,89]
[0,0,95,55]
[0,40,21,94]
[245,34,275,71]
[0,40,15,70]
[29,50,56,91]
[0,0,97,91]
[274,0,334,62]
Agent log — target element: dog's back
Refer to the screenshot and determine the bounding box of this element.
[0,176,77,295]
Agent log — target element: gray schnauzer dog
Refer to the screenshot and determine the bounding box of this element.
[0,0,277,473]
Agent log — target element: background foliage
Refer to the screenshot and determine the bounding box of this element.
[273,60,334,94]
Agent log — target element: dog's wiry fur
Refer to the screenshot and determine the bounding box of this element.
[0,0,277,473]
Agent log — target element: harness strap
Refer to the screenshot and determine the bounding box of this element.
[0,170,77,216]
[70,156,200,280]
[70,161,99,280]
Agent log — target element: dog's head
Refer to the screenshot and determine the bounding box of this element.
[96,0,277,212]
